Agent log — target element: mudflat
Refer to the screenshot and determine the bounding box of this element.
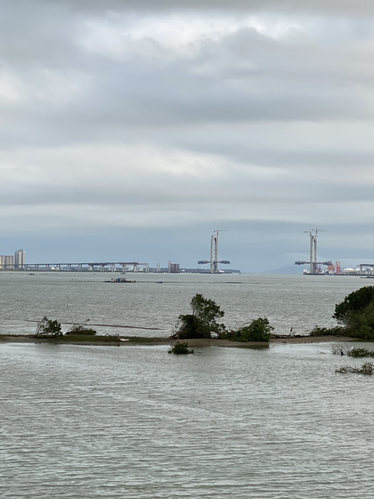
[0,334,357,347]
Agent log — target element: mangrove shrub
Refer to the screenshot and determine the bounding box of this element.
[336,362,373,375]
[66,324,97,336]
[36,316,62,337]
[333,286,374,339]
[224,317,273,342]
[168,342,194,355]
[173,293,225,339]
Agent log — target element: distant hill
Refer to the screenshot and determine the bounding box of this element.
[262,264,302,275]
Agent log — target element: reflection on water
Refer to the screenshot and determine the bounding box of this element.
[0,342,373,498]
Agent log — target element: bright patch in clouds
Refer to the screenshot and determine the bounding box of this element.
[80,13,302,60]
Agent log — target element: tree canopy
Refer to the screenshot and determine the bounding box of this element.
[173,293,225,339]
[333,286,374,339]
[172,293,272,342]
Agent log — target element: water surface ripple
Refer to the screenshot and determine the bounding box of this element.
[1,342,373,498]
[0,272,370,336]
[1,273,374,497]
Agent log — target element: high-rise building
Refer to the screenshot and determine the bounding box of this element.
[14,249,25,270]
[4,255,14,270]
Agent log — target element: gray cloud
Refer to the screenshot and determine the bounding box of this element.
[1,1,374,270]
[26,0,374,15]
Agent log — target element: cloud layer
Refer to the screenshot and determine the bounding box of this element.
[1,1,374,270]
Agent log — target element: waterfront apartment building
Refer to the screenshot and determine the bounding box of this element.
[14,249,26,269]
[0,249,25,270]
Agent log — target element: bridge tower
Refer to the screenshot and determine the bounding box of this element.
[198,230,230,273]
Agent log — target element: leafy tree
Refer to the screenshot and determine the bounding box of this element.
[334,286,374,323]
[36,316,62,337]
[172,293,225,339]
[333,286,374,339]
[191,293,224,324]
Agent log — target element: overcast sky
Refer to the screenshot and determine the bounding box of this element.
[2,0,374,272]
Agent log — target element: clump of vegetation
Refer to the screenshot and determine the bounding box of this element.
[223,318,273,342]
[333,286,374,339]
[35,316,62,337]
[34,317,120,344]
[172,293,225,339]
[66,324,97,336]
[172,293,274,342]
[331,344,374,359]
[310,326,343,337]
[348,347,374,358]
[168,342,194,355]
[336,362,373,375]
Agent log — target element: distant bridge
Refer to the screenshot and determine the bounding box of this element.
[0,262,150,272]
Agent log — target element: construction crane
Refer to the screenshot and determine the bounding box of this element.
[198,230,230,274]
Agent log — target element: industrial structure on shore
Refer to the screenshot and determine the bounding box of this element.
[295,229,374,276]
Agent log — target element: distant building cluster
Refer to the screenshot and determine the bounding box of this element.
[0,249,26,270]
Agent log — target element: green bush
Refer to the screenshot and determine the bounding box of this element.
[66,324,97,336]
[310,326,343,337]
[334,286,374,323]
[224,318,273,342]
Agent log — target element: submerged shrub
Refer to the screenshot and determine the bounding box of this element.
[336,362,373,375]
[348,347,374,358]
[168,342,194,355]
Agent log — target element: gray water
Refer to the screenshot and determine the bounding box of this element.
[1,273,374,497]
[0,272,370,336]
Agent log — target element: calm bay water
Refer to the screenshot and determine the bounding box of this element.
[1,273,374,497]
[0,271,370,336]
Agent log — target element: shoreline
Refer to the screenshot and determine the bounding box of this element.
[0,334,358,347]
